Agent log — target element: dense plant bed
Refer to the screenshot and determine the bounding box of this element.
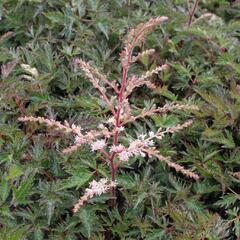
[0,0,240,239]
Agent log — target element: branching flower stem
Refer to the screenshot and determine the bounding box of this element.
[109,48,133,203]
[18,17,200,212]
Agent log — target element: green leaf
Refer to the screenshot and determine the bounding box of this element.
[0,178,10,202]
[134,192,147,209]
[44,12,65,25]
[215,193,240,208]
[202,129,235,149]
[234,220,240,238]
[97,22,109,40]
[146,229,165,240]
[151,114,179,128]
[7,165,23,180]
[117,175,136,189]
[47,200,55,225]
[155,86,178,101]
[79,208,93,238]
[59,169,93,190]
[140,53,149,68]
[72,0,86,17]
[0,227,27,240]
[12,174,34,205]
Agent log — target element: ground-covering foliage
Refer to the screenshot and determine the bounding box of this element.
[0,0,240,239]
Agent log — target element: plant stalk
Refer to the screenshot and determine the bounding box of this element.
[188,0,200,27]
[109,48,133,205]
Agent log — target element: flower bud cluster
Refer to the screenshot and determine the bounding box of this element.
[91,139,106,151]
[110,133,155,162]
[73,178,116,213]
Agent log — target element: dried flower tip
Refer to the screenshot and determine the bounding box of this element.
[18,116,74,133]
[144,148,199,180]
[192,13,218,26]
[167,103,199,112]
[110,144,125,153]
[116,134,154,162]
[132,49,155,62]
[62,128,112,154]
[123,103,198,125]
[98,123,105,129]
[149,131,155,138]
[118,151,131,162]
[73,178,116,213]
[121,16,168,66]
[62,144,81,154]
[91,139,106,151]
[125,16,168,48]
[75,58,117,90]
[74,58,115,114]
[20,64,39,78]
[107,117,115,124]
[126,65,167,96]
[230,172,240,179]
[166,120,193,133]
[139,64,168,81]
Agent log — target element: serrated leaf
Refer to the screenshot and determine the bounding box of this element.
[140,54,149,67]
[72,0,86,17]
[134,192,147,209]
[202,129,235,149]
[117,175,136,189]
[97,22,109,40]
[155,86,177,101]
[151,114,179,128]
[47,200,55,225]
[215,193,240,208]
[0,178,9,202]
[234,220,240,238]
[7,165,23,180]
[44,12,65,25]
[146,229,165,240]
[33,229,44,240]
[59,169,93,190]
[79,208,93,238]
[12,174,34,205]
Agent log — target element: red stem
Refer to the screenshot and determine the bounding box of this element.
[99,148,111,160]
[109,47,133,205]
[188,0,200,27]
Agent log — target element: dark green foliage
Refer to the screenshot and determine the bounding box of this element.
[0,0,240,239]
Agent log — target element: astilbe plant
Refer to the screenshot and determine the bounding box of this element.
[18,16,199,213]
